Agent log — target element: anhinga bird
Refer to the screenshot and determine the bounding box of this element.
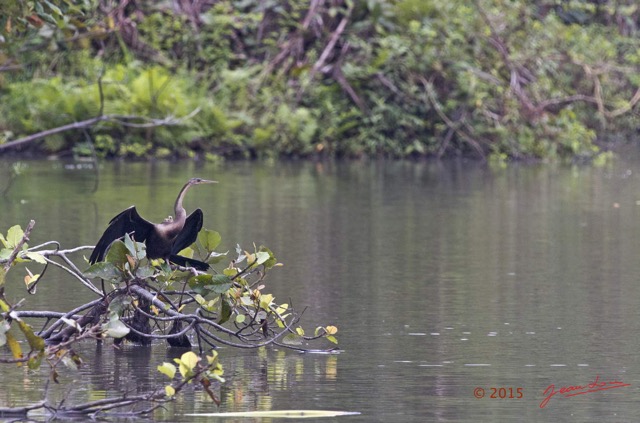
[89,178,216,271]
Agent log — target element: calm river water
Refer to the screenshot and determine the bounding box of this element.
[2,157,640,422]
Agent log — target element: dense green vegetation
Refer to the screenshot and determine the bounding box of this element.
[1,0,640,161]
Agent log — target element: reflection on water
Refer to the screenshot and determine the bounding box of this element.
[2,158,640,421]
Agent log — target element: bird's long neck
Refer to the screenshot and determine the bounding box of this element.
[174,182,192,222]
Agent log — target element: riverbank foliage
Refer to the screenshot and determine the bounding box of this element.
[2,0,640,161]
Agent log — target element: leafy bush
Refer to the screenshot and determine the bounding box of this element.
[2,0,640,161]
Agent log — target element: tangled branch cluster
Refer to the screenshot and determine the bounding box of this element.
[0,221,338,418]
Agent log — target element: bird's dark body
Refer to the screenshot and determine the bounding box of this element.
[89,178,214,271]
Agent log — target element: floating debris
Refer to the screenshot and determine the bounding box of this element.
[185,410,361,418]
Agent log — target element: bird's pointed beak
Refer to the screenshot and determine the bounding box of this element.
[201,179,218,184]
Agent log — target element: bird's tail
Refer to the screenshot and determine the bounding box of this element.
[169,254,210,271]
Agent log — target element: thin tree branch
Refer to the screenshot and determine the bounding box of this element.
[0,109,200,152]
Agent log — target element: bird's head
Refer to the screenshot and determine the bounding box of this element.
[188,177,218,186]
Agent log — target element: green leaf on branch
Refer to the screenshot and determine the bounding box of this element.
[105,240,130,267]
[108,295,132,315]
[6,328,23,363]
[198,229,221,251]
[102,317,130,338]
[258,246,278,269]
[6,225,25,249]
[189,274,232,296]
[165,385,176,397]
[17,320,45,352]
[259,293,274,310]
[84,262,120,280]
[218,297,232,324]
[24,252,46,264]
[177,246,194,258]
[175,351,199,380]
[158,362,177,379]
[254,251,270,266]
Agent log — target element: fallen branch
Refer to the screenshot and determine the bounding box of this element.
[0,109,200,152]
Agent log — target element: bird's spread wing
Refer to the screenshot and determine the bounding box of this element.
[170,208,204,255]
[89,206,154,264]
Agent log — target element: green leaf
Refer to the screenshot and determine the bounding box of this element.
[218,297,232,324]
[208,251,228,264]
[123,233,137,256]
[175,351,199,379]
[135,265,155,279]
[61,352,81,370]
[38,12,57,25]
[28,351,43,370]
[108,295,132,315]
[0,268,5,287]
[43,0,63,16]
[189,274,232,296]
[327,336,338,344]
[102,318,130,338]
[223,267,238,277]
[24,252,46,264]
[259,293,274,310]
[106,240,130,266]
[177,246,194,258]
[235,314,246,324]
[84,262,120,280]
[209,275,233,294]
[17,320,45,352]
[198,229,221,251]
[189,274,212,289]
[6,225,24,248]
[165,385,176,397]
[158,362,177,379]
[181,351,199,370]
[254,251,270,266]
[0,249,12,261]
[258,246,277,269]
[6,328,23,363]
